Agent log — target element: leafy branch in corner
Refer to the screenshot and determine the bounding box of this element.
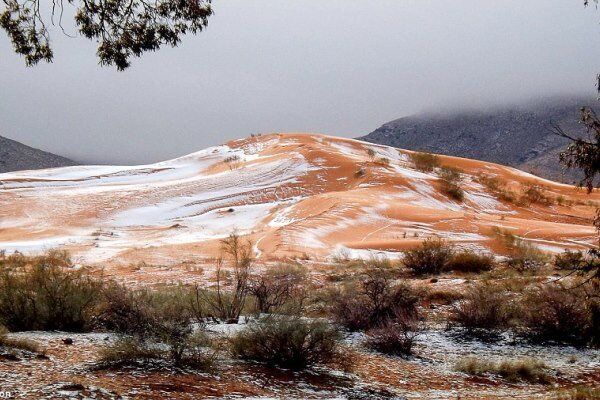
[0,0,213,70]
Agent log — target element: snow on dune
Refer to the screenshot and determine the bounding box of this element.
[0,133,596,264]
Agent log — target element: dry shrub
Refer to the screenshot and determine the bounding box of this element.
[0,251,104,332]
[445,251,496,273]
[520,183,553,205]
[476,174,517,203]
[437,166,465,202]
[194,233,253,322]
[229,316,341,370]
[425,287,464,305]
[449,283,511,337]
[517,282,599,346]
[409,151,440,172]
[332,268,421,332]
[553,386,600,400]
[403,238,454,275]
[365,317,422,357]
[97,338,165,369]
[0,326,40,354]
[248,264,307,314]
[493,228,549,271]
[553,250,600,274]
[455,356,549,383]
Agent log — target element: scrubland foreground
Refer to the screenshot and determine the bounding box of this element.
[0,234,599,400]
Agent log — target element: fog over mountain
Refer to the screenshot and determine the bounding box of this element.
[1,0,600,164]
[360,96,592,183]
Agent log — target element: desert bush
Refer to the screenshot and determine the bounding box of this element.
[553,250,600,275]
[476,174,517,203]
[229,316,341,370]
[554,250,587,270]
[409,151,440,172]
[365,318,422,357]
[194,233,253,322]
[0,326,40,354]
[445,251,496,273]
[449,283,511,337]
[332,268,421,331]
[517,282,599,346]
[97,337,165,369]
[424,287,464,305]
[437,166,465,202]
[248,264,307,314]
[98,286,215,369]
[553,386,600,400]
[0,252,104,332]
[520,183,553,205]
[403,238,454,275]
[493,228,548,271]
[455,356,549,383]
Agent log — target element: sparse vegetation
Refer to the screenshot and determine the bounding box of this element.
[229,316,341,370]
[437,166,465,202]
[403,238,454,275]
[476,174,517,203]
[194,233,253,322]
[0,251,104,332]
[0,326,40,354]
[332,267,421,332]
[247,264,307,314]
[493,228,549,271]
[365,318,422,357]
[455,356,550,383]
[517,282,599,346]
[445,250,496,273]
[449,283,511,337]
[409,151,440,172]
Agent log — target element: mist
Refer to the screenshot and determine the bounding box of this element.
[1,0,600,164]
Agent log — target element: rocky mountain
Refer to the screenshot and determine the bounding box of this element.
[359,96,594,183]
[0,134,77,173]
[0,133,596,265]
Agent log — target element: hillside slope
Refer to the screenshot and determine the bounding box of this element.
[0,134,77,172]
[359,96,592,183]
[0,133,597,265]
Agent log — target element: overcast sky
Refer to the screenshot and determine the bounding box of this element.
[1,0,600,164]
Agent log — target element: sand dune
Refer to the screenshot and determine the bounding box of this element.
[0,133,597,265]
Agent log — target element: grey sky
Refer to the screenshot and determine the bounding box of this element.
[1,0,600,164]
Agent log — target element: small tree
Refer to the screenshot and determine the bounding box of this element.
[195,233,253,322]
[248,264,307,314]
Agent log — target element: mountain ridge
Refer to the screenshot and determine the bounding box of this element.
[359,96,593,183]
[0,134,77,173]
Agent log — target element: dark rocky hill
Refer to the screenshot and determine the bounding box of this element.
[0,134,76,173]
[359,96,594,183]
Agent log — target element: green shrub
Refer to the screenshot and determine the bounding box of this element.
[403,238,454,275]
[409,151,440,172]
[229,316,341,370]
[445,251,496,273]
[0,251,104,332]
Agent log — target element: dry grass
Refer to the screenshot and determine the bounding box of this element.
[455,356,550,383]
